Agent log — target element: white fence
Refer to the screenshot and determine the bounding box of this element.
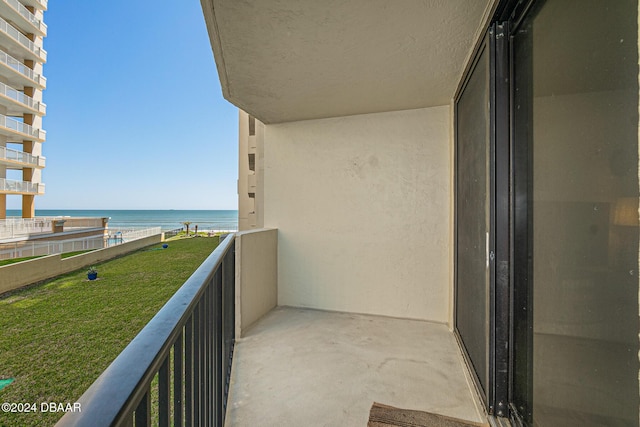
[107,227,161,246]
[0,236,104,260]
[0,227,162,260]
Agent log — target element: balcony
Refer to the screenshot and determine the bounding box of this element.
[19,0,46,11]
[0,0,46,36]
[0,177,43,194]
[0,113,45,141]
[0,80,45,115]
[56,230,486,427]
[0,144,44,168]
[0,49,46,89]
[227,307,483,426]
[0,16,46,63]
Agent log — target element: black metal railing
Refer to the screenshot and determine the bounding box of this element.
[57,234,236,427]
[163,227,183,239]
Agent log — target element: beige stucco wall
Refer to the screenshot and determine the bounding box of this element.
[235,228,277,336]
[0,234,162,294]
[263,106,450,322]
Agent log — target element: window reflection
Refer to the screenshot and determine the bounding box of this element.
[521,0,639,425]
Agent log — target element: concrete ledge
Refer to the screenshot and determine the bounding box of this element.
[235,228,278,337]
[0,234,162,295]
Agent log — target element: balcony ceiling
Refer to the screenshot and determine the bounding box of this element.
[202,0,493,124]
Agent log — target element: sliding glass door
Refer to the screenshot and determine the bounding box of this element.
[455,37,491,404]
[456,1,640,425]
[511,0,639,425]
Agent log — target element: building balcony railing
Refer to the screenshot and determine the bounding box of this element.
[0,80,45,115]
[0,0,46,36]
[20,0,47,12]
[0,49,46,89]
[57,234,236,427]
[0,113,45,141]
[0,177,44,194]
[0,145,44,168]
[0,16,46,62]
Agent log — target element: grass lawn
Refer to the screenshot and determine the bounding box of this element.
[167,231,223,240]
[0,256,42,267]
[0,251,96,267]
[0,237,220,427]
[60,250,95,259]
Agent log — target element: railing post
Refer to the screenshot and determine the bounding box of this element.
[135,391,151,427]
[206,283,213,425]
[174,332,184,427]
[193,304,201,427]
[215,267,223,425]
[158,356,170,427]
[185,317,194,426]
[202,288,208,425]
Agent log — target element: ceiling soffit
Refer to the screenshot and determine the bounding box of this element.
[204,0,492,123]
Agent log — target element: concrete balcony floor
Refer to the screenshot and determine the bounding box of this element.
[226,306,485,426]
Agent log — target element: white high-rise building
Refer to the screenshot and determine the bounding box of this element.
[0,0,47,219]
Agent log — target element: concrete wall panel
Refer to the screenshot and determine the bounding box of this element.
[235,228,277,336]
[263,106,450,322]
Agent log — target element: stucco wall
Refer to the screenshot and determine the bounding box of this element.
[0,234,162,294]
[235,228,277,336]
[263,106,450,322]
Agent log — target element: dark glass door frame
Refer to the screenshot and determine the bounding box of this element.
[454,0,538,421]
[504,2,539,425]
[453,21,511,418]
[491,20,511,420]
[507,2,536,425]
[453,32,491,408]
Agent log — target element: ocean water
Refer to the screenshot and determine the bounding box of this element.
[5,209,238,231]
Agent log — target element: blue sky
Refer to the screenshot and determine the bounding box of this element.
[7,0,238,210]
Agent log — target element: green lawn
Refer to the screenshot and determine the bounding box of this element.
[0,256,42,267]
[0,251,96,267]
[0,237,219,427]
